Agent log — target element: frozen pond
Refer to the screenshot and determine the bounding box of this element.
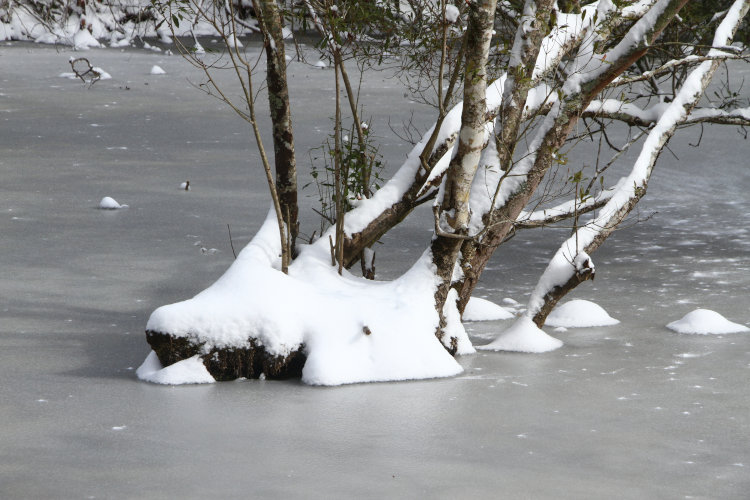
[1,42,749,498]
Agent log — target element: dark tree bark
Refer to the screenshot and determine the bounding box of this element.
[255,0,299,255]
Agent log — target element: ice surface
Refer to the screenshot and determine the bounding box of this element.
[666,309,750,335]
[545,299,620,328]
[2,44,750,499]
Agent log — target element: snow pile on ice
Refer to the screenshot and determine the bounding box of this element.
[136,351,215,385]
[98,196,126,209]
[150,65,166,75]
[314,60,327,69]
[666,309,749,335]
[545,299,620,328]
[463,297,514,321]
[93,67,112,80]
[477,316,563,353]
[142,211,462,386]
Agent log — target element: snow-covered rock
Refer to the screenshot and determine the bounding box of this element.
[463,297,514,321]
[477,316,563,353]
[545,299,620,328]
[666,309,749,335]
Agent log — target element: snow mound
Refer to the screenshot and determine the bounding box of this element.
[98,196,126,209]
[463,297,514,321]
[545,299,620,328]
[150,65,166,75]
[477,316,563,353]
[314,60,327,69]
[136,351,215,385]
[666,309,749,335]
[145,211,463,386]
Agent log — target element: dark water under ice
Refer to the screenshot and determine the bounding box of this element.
[1,42,749,499]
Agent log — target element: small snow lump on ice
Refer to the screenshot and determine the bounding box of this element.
[545,299,619,328]
[666,308,749,335]
[98,196,126,209]
[150,65,166,75]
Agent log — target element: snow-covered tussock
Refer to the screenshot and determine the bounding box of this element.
[545,299,619,328]
[666,309,749,335]
[143,211,463,386]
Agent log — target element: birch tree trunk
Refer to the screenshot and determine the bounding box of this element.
[430,0,498,350]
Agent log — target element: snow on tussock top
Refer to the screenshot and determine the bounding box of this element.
[145,210,463,386]
[463,297,514,321]
[666,309,749,335]
[545,299,620,328]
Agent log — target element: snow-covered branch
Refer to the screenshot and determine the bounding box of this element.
[611,52,750,88]
[584,99,750,127]
[519,0,750,330]
[515,185,618,229]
